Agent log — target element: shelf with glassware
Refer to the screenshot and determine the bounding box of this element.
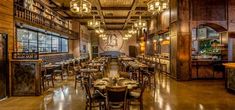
[14,0,72,31]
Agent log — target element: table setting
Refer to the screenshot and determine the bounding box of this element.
[94,76,139,90]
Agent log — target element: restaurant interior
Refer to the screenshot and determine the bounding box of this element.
[1,0,235,110]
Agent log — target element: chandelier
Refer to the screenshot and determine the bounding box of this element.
[123,33,132,40]
[128,26,137,35]
[102,36,107,40]
[147,0,168,14]
[95,26,104,34]
[70,0,91,15]
[123,37,128,40]
[99,34,106,38]
[125,33,132,38]
[134,16,147,29]
[88,16,100,29]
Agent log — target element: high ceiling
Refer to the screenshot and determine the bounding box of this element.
[49,0,152,30]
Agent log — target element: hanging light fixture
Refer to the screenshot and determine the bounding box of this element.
[70,0,91,15]
[125,33,132,38]
[134,16,147,29]
[99,33,106,38]
[147,0,168,14]
[123,33,132,40]
[102,36,107,40]
[128,25,137,35]
[123,37,128,40]
[88,16,100,29]
[95,26,104,34]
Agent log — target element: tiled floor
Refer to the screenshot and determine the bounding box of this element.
[1,61,235,110]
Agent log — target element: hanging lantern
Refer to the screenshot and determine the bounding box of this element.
[88,16,100,29]
[147,0,168,14]
[70,0,91,15]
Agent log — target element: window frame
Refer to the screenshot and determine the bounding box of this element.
[16,27,69,54]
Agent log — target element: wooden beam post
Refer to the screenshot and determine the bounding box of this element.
[170,0,191,80]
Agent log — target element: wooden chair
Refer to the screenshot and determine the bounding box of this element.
[53,64,65,80]
[42,68,54,89]
[144,64,156,88]
[106,86,128,110]
[68,61,75,76]
[74,66,83,89]
[84,82,106,110]
[127,78,148,110]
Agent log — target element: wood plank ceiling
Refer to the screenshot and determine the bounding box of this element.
[49,0,152,30]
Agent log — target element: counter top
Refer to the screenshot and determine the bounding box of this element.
[223,63,235,69]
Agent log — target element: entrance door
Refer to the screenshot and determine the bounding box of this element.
[92,46,99,58]
[0,33,8,99]
[129,46,137,57]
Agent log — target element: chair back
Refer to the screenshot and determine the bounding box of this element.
[84,82,92,100]
[106,86,127,103]
[140,78,148,98]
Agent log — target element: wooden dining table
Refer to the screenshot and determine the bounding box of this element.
[80,68,99,73]
[94,77,139,90]
[127,61,148,83]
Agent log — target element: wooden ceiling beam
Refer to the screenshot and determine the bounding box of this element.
[80,22,125,25]
[123,0,138,29]
[52,6,147,11]
[93,0,106,29]
[65,16,151,20]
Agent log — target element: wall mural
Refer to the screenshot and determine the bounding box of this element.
[99,31,124,51]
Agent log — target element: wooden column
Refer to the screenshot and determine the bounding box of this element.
[0,0,14,96]
[71,20,80,57]
[170,0,191,80]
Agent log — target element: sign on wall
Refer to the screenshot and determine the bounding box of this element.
[99,31,124,51]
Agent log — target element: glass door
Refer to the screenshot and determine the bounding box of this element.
[0,33,8,100]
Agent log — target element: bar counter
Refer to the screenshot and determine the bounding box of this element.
[191,59,226,79]
[223,63,235,93]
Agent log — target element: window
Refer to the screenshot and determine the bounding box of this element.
[38,33,51,53]
[17,29,38,52]
[52,36,59,52]
[61,38,68,52]
[16,28,69,54]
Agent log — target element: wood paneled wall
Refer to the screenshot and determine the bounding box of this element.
[190,0,228,30]
[192,0,227,21]
[0,0,14,58]
[228,0,235,31]
[0,0,14,96]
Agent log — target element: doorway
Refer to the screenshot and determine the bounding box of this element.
[0,33,8,100]
[129,46,137,57]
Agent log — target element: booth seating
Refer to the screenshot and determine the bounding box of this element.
[40,54,74,65]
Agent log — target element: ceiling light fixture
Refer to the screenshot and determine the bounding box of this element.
[95,26,104,34]
[147,0,168,14]
[70,0,91,15]
[125,33,132,38]
[134,16,147,29]
[99,34,106,38]
[128,26,137,35]
[123,37,128,40]
[88,15,100,29]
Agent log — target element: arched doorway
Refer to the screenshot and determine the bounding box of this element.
[191,23,227,79]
